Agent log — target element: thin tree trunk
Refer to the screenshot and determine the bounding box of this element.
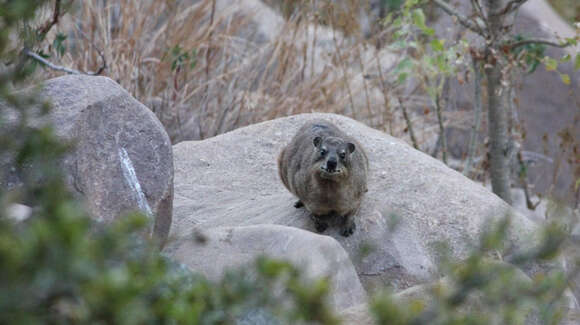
[486,63,512,204]
[485,0,512,204]
[464,57,483,177]
[435,79,449,165]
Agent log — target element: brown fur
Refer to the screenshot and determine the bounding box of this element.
[278,120,368,236]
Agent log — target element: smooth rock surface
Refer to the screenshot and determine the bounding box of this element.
[170,113,539,292]
[2,75,173,244]
[164,224,366,310]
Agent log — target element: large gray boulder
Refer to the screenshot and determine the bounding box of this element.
[2,75,173,244]
[169,113,539,292]
[164,224,366,310]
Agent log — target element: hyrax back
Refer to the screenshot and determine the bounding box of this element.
[278,120,368,237]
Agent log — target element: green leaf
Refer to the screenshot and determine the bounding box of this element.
[392,17,403,28]
[560,54,571,63]
[575,54,580,71]
[424,27,435,36]
[52,33,67,57]
[565,37,578,46]
[411,9,428,32]
[435,54,448,72]
[386,0,404,11]
[37,50,50,59]
[393,58,413,75]
[430,39,445,52]
[544,57,558,71]
[560,73,571,85]
[397,72,408,84]
[411,8,435,36]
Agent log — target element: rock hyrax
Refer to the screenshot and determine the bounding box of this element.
[278,120,368,237]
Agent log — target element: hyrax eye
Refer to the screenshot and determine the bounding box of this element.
[339,151,346,159]
[320,148,327,156]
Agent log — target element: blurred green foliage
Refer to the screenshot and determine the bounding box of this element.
[0,210,342,324]
[371,217,576,325]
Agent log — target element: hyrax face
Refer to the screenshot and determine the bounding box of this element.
[312,135,356,181]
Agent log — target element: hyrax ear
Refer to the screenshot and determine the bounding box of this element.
[313,136,322,148]
[347,142,356,153]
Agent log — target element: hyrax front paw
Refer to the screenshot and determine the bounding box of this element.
[314,219,328,233]
[294,200,304,208]
[340,219,356,237]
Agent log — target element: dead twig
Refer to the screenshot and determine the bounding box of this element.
[37,0,64,36]
[506,38,572,50]
[26,0,105,76]
[495,0,527,17]
[399,98,419,150]
[431,0,487,37]
[517,150,541,210]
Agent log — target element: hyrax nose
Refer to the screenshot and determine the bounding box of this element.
[326,157,337,171]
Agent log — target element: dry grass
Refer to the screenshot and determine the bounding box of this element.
[547,0,580,24]
[32,0,455,147]
[29,0,493,189]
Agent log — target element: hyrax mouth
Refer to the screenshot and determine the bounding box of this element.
[319,166,344,176]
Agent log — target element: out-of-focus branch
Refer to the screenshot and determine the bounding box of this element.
[37,0,63,36]
[495,0,527,17]
[24,49,80,74]
[470,0,485,19]
[24,48,106,75]
[507,38,572,50]
[517,150,541,210]
[431,0,486,36]
[399,98,419,150]
[470,0,489,31]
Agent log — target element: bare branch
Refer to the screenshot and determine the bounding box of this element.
[24,49,105,75]
[517,150,541,210]
[431,0,486,36]
[495,0,527,17]
[37,0,63,36]
[470,0,486,19]
[507,38,572,50]
[27,1,106,76]
[470,0,489,32]
[521,151,553,164]
[24,49,80,74]
[399,98,419,150]
[75,29,107,75]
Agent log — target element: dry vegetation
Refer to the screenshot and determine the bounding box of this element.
[548,0,580,25]
[32,0,455,151]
